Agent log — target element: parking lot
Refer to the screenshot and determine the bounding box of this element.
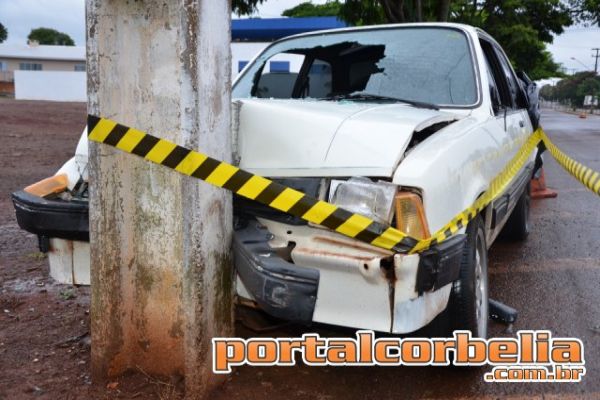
[0,99,598,399]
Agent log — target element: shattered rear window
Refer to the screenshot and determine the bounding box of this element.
[233,27,478,107]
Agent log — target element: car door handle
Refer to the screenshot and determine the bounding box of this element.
[519,120,525,128]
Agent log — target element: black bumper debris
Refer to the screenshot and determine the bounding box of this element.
[415,234,466,293]
[11,190,89,242]
[233,220,319,323]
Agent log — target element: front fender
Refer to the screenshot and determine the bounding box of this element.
[392,117,490,234]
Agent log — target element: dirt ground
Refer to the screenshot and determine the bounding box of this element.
[0,99,184,399]
[1,99,599,400]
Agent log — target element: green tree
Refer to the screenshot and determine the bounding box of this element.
[576,77,600,106]
[568,0,600,25]
[283,1,342,18]
[27,27,75,46]
[0,22,7,43]
[539,84,555,101]
[551,71,599,107]
[452,0,572,79]
[339,0,454,24]
[530,50,565,80]
[232,0,266,15]
[338,0,386,25]
[234,0,600,26]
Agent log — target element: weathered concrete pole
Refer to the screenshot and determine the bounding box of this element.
[86,0,233,396]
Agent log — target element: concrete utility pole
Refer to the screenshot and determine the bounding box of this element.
[86,1,233,397]
[592,48,600,74]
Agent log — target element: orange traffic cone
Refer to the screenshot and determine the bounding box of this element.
[531,168,557,199]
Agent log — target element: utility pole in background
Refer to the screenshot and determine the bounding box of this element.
[592,48,600,74]
[86,1,233,398]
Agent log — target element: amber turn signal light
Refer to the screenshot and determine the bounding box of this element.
[394,191,430,240]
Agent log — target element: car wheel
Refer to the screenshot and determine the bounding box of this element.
[448,215,489,338]
[502,183,531,241]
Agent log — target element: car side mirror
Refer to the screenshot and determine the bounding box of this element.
[516,70,541,129]
[516,70,534,107]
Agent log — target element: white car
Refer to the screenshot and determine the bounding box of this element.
[13,23,540,338]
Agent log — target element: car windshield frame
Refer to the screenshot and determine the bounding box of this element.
[232,25,483,110]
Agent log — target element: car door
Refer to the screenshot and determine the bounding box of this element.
[478,37,532,244]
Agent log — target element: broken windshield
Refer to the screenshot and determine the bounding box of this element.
[233,27,479,107]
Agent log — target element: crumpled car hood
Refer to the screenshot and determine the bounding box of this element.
[236,98,461,177]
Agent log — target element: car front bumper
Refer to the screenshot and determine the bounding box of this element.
[12,187,467,334]
[234,217,466,333]
[11,190,89,242]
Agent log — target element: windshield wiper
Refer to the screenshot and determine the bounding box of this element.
[327,92,439,110]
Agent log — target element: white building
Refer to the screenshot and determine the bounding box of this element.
[0,43,85,84]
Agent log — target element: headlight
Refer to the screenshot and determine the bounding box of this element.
[329,177,430,240]
[394,192,430,240]
[329,177,396,224]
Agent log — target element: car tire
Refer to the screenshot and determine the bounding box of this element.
[447,215,489,338]
[502,183,531,241]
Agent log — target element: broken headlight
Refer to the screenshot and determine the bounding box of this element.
[329,177,431,240]
[329,177,396,224]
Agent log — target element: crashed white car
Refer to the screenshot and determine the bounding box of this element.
[13,23,540,337]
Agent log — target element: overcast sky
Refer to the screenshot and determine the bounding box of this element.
[1,0,599,74]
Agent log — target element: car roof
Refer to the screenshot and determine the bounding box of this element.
[271,22,479,43]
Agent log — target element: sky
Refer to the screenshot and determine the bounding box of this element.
[0,0,599,74]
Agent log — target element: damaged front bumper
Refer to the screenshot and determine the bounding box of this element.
[12,190,89,242]
[12,181,466,334]
[234,220,319,322]
[234,217,466,334]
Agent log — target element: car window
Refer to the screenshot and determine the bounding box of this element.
[360,33,476,105]
[253,53,305,99]
[481,52,502,114]
[479,38,513,110]
[305,60,332,98]
[494,46,520,109]
[235,27,479,107]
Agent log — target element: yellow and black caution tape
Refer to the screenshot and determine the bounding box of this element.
[409,130,543,253]
[87,115,418,253]
[87,115,599,254]
[410,129,600,253]
[540,130,600,195]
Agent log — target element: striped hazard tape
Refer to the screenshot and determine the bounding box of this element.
[87,115,599,254]
[87,115,418,253]
[540,130,600,195]
[410,130,543,253]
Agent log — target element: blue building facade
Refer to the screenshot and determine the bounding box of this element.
[231,17,347,75]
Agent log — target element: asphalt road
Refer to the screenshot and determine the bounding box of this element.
[215,109,600,400]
